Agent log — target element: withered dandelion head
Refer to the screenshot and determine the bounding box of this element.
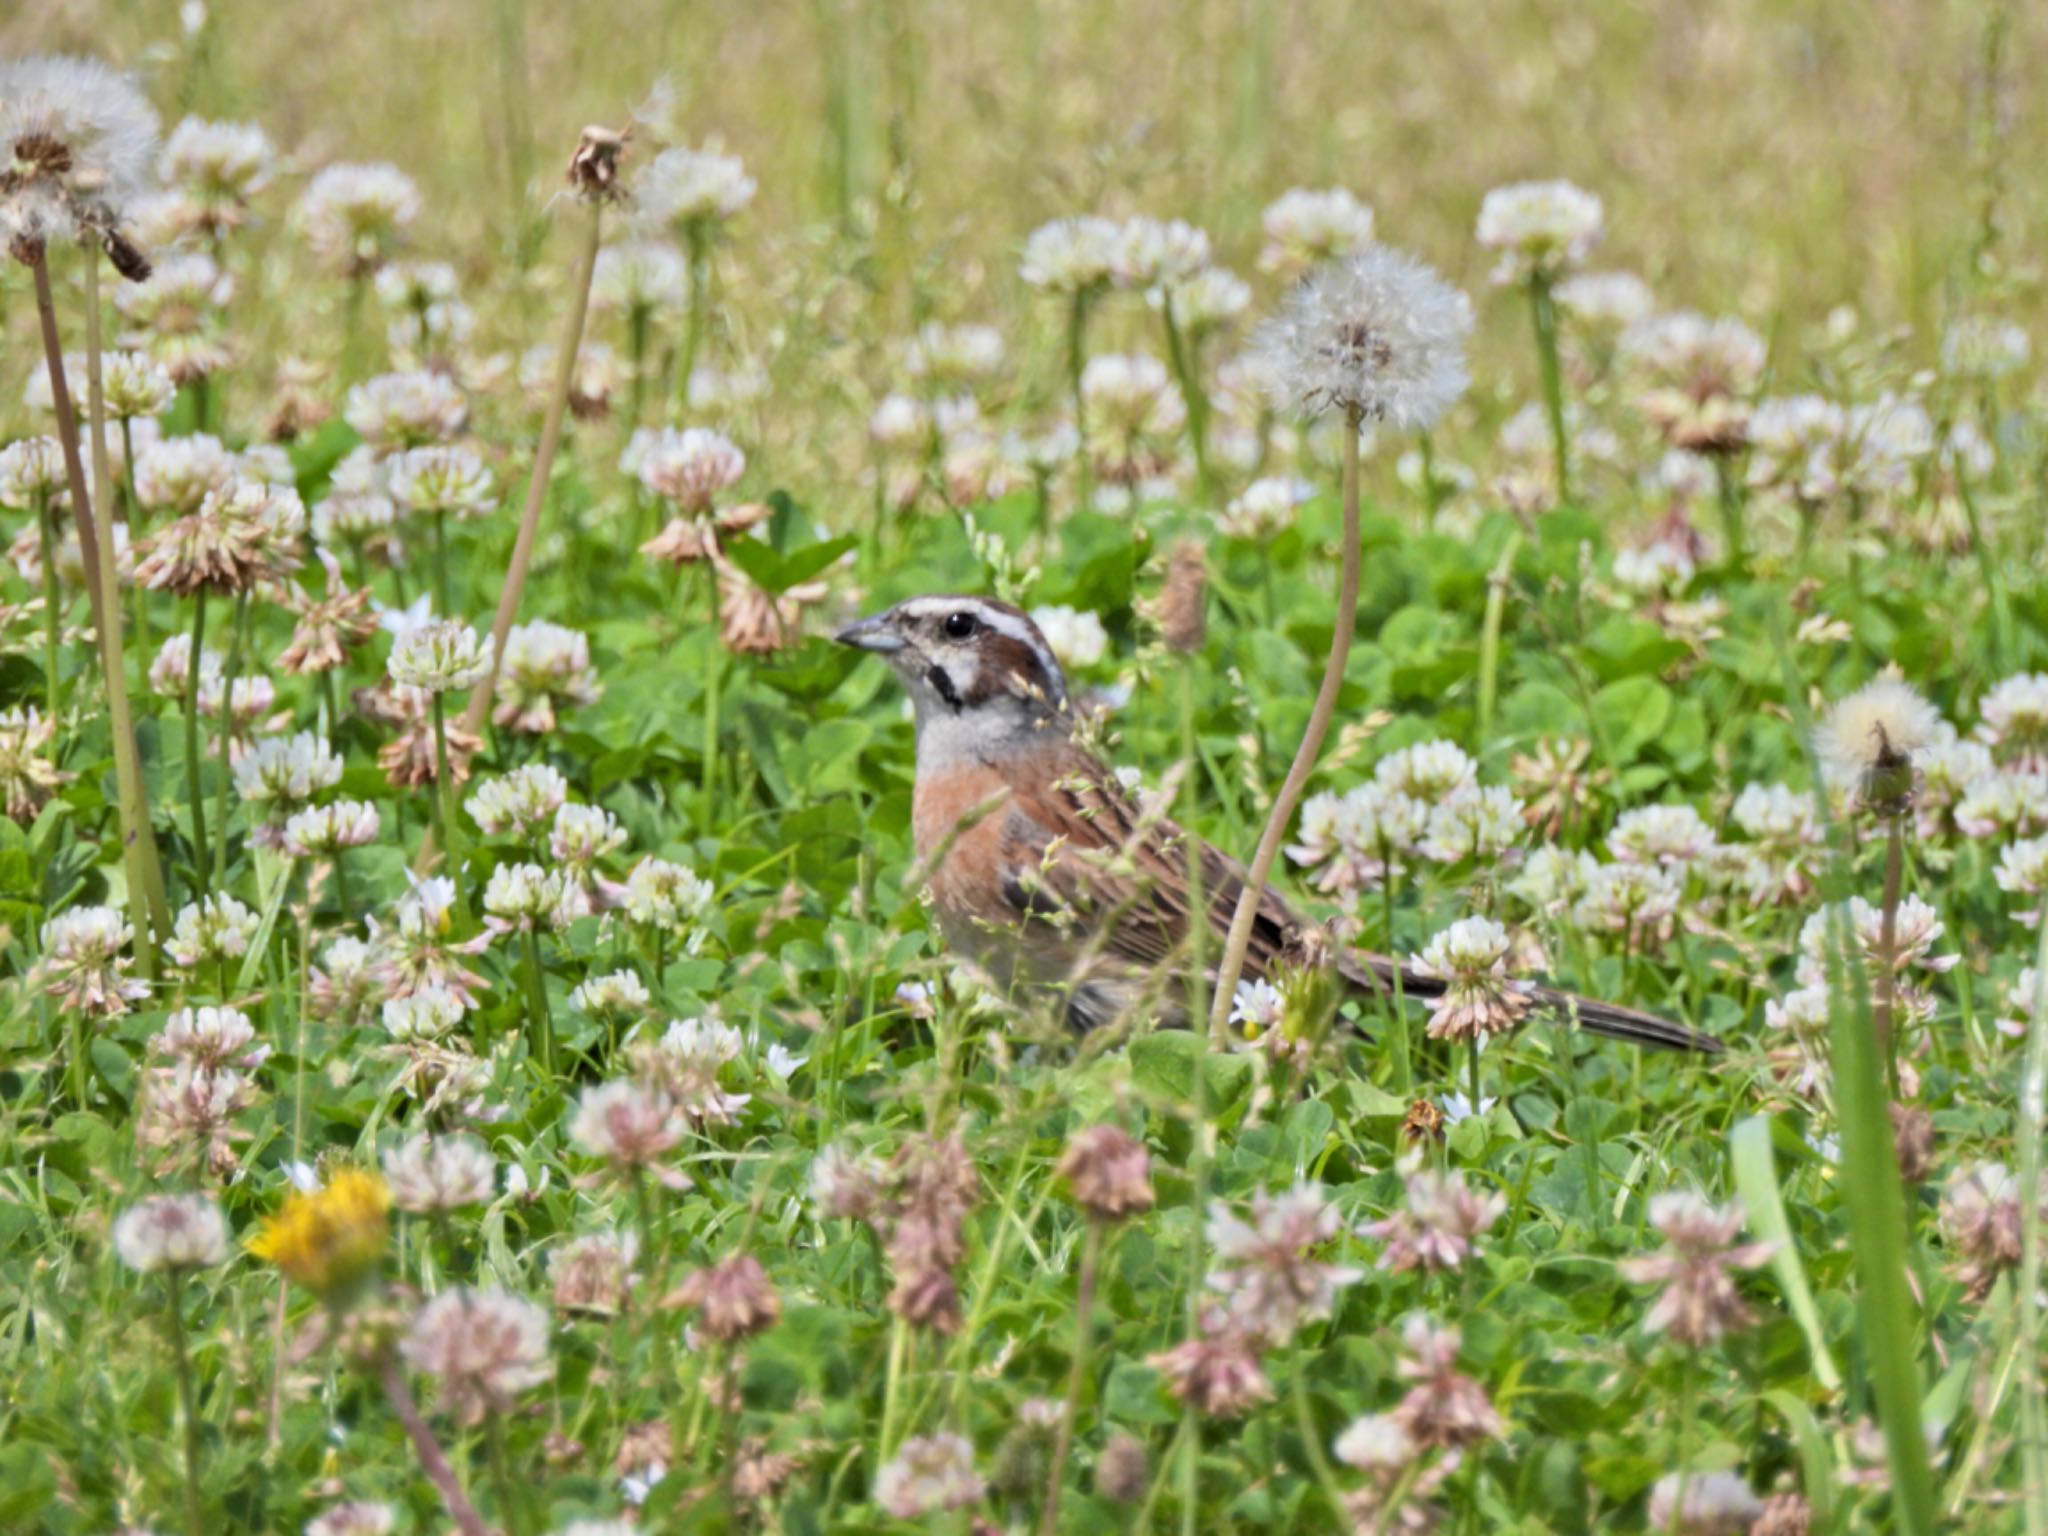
[248,1168,391,1298]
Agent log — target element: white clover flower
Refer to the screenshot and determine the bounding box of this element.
[623,856,714,934]
[294,162,420,273]
[281,799,380,858]
[1475,179,1604,283]
[1646,1471,1761,1535]
[591,238,688,312]
[1110,216,1211,289]
[1153,266,1252,331]
[1609,803,1717,869]
[1992,836,2048,923]
[1220,475,1311,539]
[1553,270,1654,328]
[1954,768,2048,841]
[1794,897,1958,1001]
[401,1287,552,1426]
[1419,784,1524,866]
[874,1432,985,1520]
[305,1504,397,1536]
[1376,740,1479,803]
[1332,1411,1414,1472]
[1080,353,1185,440]
[685,360,768,413]
[1021,215,1120,292]
[1028,604,1109,671]
[374,259,459,309]
[549,803,626,869]
[312,490,397,547]
[868,393,930,451]
[387,445,496,520]
[97,348,178,419]
[518,340,624,417]
[1258,187,1374,275]
[905,321,1005,384]
[154,1004,266,1071]
[482,862,571,934]
[1573,860,1681,946]
[496,621,601,734]
[1620,311,1766,451]
[1612,539,1696,597]
[343,371,468,451]
[569,1079,684,1167]
[1508,844,1596,912]
[39,904,149,1019]
[467,763,569,840]
[1731,782,1818,844]
[1413,916,1532,1042]
[388,619,492,693]
[233,730,343,812]
[570,969,652,1021]
[160,116,271,208]
[633,426,745,513]
[0,436,66,510]
[381,982,468,1043]
[1816,669,1942,798]
[1250,242,1472,427]
[1977,672,2048,766]
[165,894,260,972]
[133,432,232,515]
[1839,393,1934,497]
[114,1193,230,1273]
[1941,316,2031,380]
[0,55,160,242]
[638,143,754,226]
[383,1133,496,1213]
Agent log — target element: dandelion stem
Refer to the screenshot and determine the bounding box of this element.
[34,244,172,953]
[1203,404,1364,1042]
[1039,1221,1103,1536]
[165,1271,205,1536]
[1875,812,1904,1096]
[375,1351,491,1536]
[1527,273,1572,506]
[35,493,62,722]
[184,587,212,886]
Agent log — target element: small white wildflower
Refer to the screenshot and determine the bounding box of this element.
[1475,179,1603,283]
[114,1193,230,1273]
[388,619,492,693]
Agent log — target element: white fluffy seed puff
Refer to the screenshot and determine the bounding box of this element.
[1250,242,1472,428]
[1815,669,1942,806]
[0,55,160,245]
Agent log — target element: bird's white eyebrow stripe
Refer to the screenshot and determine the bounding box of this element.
[895,596,1065,700]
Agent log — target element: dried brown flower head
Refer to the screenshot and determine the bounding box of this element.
[1057,1124,1155,1221]
[674,1252,781,1342]
[567,124,629,201]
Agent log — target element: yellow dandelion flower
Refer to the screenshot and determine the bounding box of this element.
[249,1168,391,1297]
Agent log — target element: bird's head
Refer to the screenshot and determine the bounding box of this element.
[836,595,1070,749]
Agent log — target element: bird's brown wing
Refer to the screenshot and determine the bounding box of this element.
[994,741,1308,979]
[996,743,1722,1053]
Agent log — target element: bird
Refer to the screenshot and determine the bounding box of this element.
[836,594,1720,1055]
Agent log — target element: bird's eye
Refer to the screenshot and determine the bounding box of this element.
[943,611,980,640]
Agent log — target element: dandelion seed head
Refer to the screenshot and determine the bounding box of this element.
[1816,668,1941,800]
[1250,242,1471,427]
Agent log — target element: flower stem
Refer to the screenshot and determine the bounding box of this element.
[1527,273,1572,506]
[632,1171,679,1460]
[678,218,710,416]
[700,583,724,832]
[431,507,451,620]
[375,1351,491,1536]
[1204,404,1365,1039]
[521,927,554,1074]
[1714,457,1747,576]
[211,591,250,892]
[430,692,464,911]
[165,1271,205,1536]
[1039,1221,1103,1536]
[36,494,63,722]
[1160,297,1214,508]
[1066,290,1094,508]
[183,588,212,887]
[1875,812,1905,1096]
[456,188,604,750]
[33,244,171,954]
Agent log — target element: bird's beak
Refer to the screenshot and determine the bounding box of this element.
[834,613,907,654]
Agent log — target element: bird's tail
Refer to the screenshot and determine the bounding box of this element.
[1341,954,1724,1055]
